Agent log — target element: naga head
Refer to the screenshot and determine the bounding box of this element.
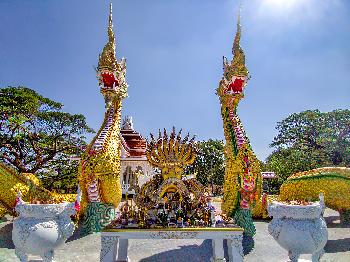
[97,3,128,108]
[146,127,198,180]
[217,15,249,109]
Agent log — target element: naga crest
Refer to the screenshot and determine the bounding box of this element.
[146,127,198,180]
[217,15,249,109]
[97,3,128,108]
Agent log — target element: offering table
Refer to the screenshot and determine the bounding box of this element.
[100,227,244,262]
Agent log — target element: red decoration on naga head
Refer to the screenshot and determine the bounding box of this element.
[228,78,244,93]
[224,76,246,95]
[101,72,119,88]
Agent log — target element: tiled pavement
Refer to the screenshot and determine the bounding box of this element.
[0,209,349,262]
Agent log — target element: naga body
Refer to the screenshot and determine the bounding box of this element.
[78,3,128,233]
[217,14,262,236]
[0,162,76,217]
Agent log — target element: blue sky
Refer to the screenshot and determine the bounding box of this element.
[1,0,349,161]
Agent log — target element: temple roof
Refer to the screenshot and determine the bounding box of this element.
[120,117,146,158]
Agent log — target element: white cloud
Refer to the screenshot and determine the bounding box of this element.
[248,0,344,25]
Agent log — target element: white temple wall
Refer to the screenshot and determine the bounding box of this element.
[120,158,154,194]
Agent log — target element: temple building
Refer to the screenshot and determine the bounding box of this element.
[120,116,154,195]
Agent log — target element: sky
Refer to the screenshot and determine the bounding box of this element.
[1,0,349,161]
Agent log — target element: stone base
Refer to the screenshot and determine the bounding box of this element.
[100,229,244,262]
[82,202,116,234]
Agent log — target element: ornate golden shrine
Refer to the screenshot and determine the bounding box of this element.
[134,127,204,211]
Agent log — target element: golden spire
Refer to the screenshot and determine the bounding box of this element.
[232,5,241,55]
[98,2,118,71]
[107,2,115,45]
[229,3,249,77]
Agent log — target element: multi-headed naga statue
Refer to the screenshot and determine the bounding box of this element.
[135,128,204,210]
[217,13,262,236]
[78,3,128,233]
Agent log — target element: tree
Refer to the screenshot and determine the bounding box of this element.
[265,109,350,190]
[38,155,80,193]
[0,86,94,186]
[186,139,225,195]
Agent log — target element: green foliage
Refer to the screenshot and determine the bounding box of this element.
[0,86,94,189]
[186,139,225,194]
[271,109,350,165]
[38,155,80,193]
[265,109,350,191]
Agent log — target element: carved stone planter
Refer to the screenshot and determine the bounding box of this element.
[12,203,76,262]
[268,196,328,262]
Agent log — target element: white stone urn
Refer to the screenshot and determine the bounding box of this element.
[12,202,76,262]
[268,195,328,262]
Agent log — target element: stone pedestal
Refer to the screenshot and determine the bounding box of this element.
[100,228,244,262]
[12,203,75,262]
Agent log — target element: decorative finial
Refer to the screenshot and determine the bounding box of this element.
[98,2,117,72]
[238,0,242,26]
[230,0,248,77]
[122,116,134,130]
[108,2,114,43]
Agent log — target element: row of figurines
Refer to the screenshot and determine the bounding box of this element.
[154,206,215,228]
[109,201,234,229]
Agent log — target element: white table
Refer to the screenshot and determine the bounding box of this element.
[100,228,244,262]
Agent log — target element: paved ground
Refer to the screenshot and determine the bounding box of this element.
[0,209,349,262]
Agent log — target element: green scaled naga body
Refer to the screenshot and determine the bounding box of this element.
[216,12,262,236]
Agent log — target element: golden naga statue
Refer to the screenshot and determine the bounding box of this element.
[216,8,263,236]
[78,3,128,233]
[135,128,203,210]
[0,163,76,217]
